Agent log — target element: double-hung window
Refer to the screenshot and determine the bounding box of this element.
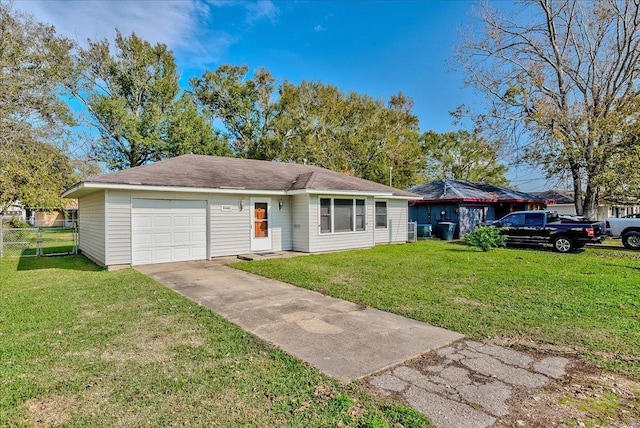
[375,201,387,228]
[320,198,366,233]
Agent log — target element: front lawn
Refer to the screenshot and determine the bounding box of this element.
[0,256,427,427]
[233,241,640,377]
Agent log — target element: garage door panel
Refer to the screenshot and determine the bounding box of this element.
[173,216,190,227]
[154,233,172,244]
[133,215,153,228]
[173,232,191,243]
[153,216,172,228]
[132,199,207,265]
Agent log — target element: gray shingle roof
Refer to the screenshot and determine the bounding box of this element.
[530,190,575,205]
[408,179,548,203]
[77,154,418,197]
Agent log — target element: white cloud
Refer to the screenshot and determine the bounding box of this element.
[314,24,325,32]
[245,0,279,24]
[12,0,280,66]
[15,1,200,49]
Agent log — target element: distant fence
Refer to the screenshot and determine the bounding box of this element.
[0,223,78,258]
[407,221,417,242]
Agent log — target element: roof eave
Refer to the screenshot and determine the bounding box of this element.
[64,182,420,199]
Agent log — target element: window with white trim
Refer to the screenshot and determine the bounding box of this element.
[375,201,387,228]
[319,198,367,233]
[320,198,332,233]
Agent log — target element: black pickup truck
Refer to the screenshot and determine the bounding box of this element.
[485,210,605,253]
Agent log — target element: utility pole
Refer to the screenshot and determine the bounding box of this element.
[389,166,393,187]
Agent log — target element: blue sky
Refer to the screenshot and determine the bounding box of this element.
[15,0,550,190]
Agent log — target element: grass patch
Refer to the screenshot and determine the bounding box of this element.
[232,241,640,377]
[0,256,429,427]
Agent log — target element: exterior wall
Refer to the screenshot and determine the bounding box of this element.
[34,211,64,227]
[99,190,295,263]
[374,199,408,244]
[81,189,409,266]
[209,194,250,257]
[307,195,375,253]
[548,204,576,216]
[410,202,498,239]
[600,205,640,220]
[271,196,292,252]
[105,191,133,265]
[78,191,106,266]
[291,194,310,252]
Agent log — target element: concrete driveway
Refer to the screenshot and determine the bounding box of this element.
[136,259,463,383]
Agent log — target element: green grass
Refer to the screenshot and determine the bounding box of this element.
[232,241,640,377]
[0,256,428,427]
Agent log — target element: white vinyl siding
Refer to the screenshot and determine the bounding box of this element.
[271,196,292,252]
[210,195,250,257]
[80,188,410,267]
[105,191,131,265]
[375,199,408,244]
[291,194,310,252]
[308,195,374,252]
[78,190,106,266]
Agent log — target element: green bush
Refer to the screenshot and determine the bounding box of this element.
[465,225,507,251]
[9,217,31,228]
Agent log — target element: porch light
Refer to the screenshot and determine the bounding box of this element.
[239,198,245,211]
[278,198,284,211]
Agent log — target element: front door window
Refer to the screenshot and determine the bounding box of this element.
[254,202,268,238]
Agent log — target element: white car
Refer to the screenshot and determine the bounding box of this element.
[605,217,640,250]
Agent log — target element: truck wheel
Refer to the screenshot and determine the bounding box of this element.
[622,231,640,250]
[552,236,574,253]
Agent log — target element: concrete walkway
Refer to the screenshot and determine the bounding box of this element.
[136,258,571,427]
[136,259,463,382]
[370,340,570,428]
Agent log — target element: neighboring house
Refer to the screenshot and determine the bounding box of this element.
[532,190,640,220]
[62,155,419,268]
[28,202,78,227]
[408,179,549,238]
[530,190,576,216]
[1,202,26,222]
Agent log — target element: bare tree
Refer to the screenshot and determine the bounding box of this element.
[459,0,640,218]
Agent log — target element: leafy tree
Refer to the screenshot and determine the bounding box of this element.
[190,64,277,159]
[193,67,423,189]
[0,3,76,212]
[459,0,640,218]
[164,93,232,158]
[71,31,228,170]
[421,130,508,186]
[274,82,422,189]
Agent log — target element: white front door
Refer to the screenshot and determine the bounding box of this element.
[250,198,272,252]
[131,199,207,265]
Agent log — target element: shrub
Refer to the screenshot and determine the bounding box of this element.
[9,217,31,228]
[465,225,507,251]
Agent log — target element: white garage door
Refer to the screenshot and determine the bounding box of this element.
[132,199,207,265]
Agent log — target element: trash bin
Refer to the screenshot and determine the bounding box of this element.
[438,221,456,241]
[417,224,432,238]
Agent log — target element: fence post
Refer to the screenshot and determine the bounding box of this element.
[36,228,42,256]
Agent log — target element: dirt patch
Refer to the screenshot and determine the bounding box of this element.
[452,296,493,309]
[500,364,640,427]
[101,314,205,365]
[26,395,78,427]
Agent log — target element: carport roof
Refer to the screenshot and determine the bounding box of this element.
[408,179,550,204]
[63,154,419,199]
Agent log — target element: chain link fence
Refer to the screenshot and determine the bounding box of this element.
[0,222,78,258]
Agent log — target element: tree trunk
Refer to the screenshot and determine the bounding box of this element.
[581,183,599,220]
[571,163,583,216]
